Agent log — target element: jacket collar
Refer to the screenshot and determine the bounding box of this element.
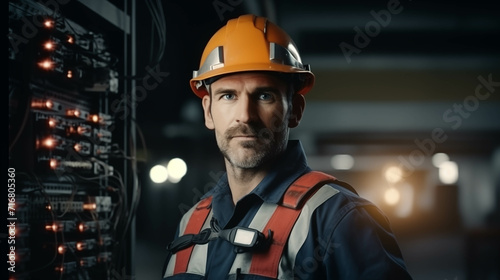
[250,140,311,204]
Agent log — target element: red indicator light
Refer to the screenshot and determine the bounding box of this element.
[48,118,57,127]
[74,143,81,152]
[43,19,54,29]
[89,114,100,123]
[77,126,86,135]
[58,245,66,254]
[43,41,55,50]
[67,109,80,117]
[76,241,86,251]
[42,137,56,148]
[49,159,58,169]
[38,59,54,70]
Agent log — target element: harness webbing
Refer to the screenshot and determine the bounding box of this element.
[283,171,337,209]
[249,171,336,278]
[173,196,213,274]
[171,171,336,277]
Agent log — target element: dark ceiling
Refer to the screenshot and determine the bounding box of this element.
[130,0,500,124]
[64,0,500,157]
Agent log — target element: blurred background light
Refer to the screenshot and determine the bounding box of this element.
[439,161,459,185]
[432,153,450,168]
[330,154,354,170]
[167,157,187,183]
[395,183,414,218]
[384,166,404,184]
[149,164,168,184]
[384,187,401,206]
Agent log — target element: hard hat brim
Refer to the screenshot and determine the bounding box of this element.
[190,63,314,98]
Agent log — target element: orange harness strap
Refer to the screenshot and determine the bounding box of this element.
[173,196,213,274]
[248,171,336,278]
[172,171,336,277]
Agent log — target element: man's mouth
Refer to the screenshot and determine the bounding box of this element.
[231,135,257,140]
[226,125,264,142]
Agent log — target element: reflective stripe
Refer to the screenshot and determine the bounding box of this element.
[164,249,176,277]
[163,210,213,277]
[229,185,339,279]
[193,42,310,81]
[249,206,301,277]
[164,197,212,277]
[173,197,212,274]
[269,42,305,70]
[164,202,199,277]
[186,211,213,275]
[228,202,278,275]
[278,185,339,279]
[166,172,339,278]
[249,172,336,278]
[179,202,198,237]
[193,46,225,80]
[282,171,336,209]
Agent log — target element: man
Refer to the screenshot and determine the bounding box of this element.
[162,14,413,279]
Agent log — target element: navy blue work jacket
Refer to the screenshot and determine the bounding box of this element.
[162,140,413,279]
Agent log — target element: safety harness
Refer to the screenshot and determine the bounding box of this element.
[167,171,340,278]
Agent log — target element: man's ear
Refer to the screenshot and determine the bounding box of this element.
[288,93,305,128]
[202,95,215,130]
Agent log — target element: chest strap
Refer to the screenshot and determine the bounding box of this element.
[173,196,213,275]
[171,171,336,277]
[249,171,336,278]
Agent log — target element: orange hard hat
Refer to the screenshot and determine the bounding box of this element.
[190,14,315,98]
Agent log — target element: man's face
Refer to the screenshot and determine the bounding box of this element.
[202,72,302,170]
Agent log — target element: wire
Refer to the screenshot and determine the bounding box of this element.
[144,0,166,67]
[133,119,149,162]
[71,169,127,234]
[56,176,78,218]
[17,172,61,274]
[116,134,141,244]
[118,0,167,82]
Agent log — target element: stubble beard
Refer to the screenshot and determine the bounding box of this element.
[218,123,289,170]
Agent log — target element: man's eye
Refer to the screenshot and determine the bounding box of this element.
[221,93,235,100]
[258,93,273,101]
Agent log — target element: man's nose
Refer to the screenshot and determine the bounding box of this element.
[236,95,257,124]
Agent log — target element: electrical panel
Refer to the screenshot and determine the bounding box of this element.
[8,1,133,279]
